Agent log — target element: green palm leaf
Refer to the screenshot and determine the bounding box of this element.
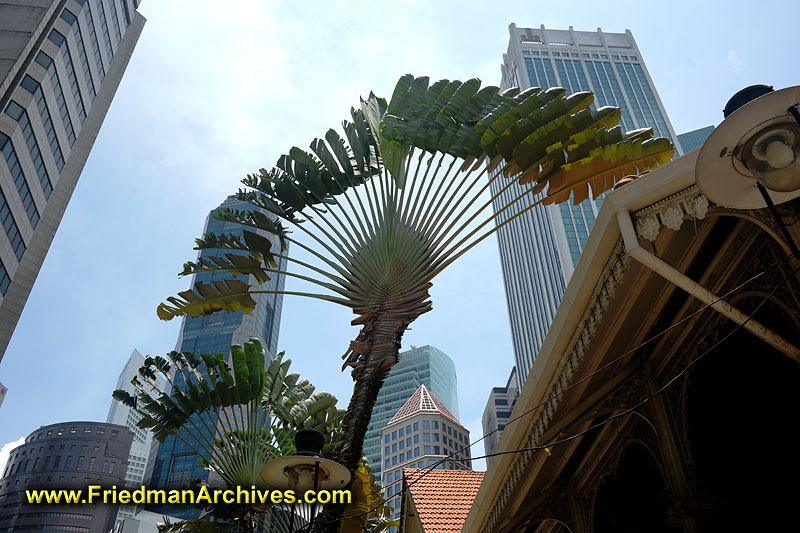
[156,73,675,512]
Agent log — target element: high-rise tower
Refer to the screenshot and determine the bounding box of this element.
[0,0,145,361]
[493,24,680,383]
[364,345,458,481]
[106,349,166,527]
[147,197,286,519]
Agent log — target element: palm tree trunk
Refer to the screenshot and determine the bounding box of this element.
[317,296,431,532]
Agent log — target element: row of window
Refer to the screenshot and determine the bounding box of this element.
[523,49,638,61]
[3,526,90,532]
[3,454,114,478]
[0,511,93,522]
[0,0,130,271]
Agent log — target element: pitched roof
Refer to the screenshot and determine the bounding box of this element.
[388,384,460,426]
[403,468,485,532]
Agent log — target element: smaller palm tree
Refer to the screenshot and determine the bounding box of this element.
[113,339,391,532]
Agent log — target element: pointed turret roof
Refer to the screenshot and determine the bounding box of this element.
[387,384,460,426]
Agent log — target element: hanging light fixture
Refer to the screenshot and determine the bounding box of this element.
[697,84,800,256]
[261,430,351,532]
[697,84,800,209]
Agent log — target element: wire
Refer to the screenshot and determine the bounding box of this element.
[310,256,800,526]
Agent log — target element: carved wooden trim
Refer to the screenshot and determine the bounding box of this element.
[480,239,631,532]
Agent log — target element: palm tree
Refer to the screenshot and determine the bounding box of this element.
[113,339,364,532]
[156,75,674,527]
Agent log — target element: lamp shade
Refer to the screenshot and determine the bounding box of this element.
[697,85,800,209]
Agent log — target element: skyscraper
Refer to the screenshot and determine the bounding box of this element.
[147,196,286,519]
[381,384,472,524]
[107,349,166,527]
[0,0,145,361]
[481,366,519,463]
[492,24,680,383]
[364,345,458,481]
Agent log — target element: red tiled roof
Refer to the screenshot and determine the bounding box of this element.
[388,384,461,426]
[403,468,485,532]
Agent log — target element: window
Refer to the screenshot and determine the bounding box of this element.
[0,135,36,244]
[88,457,96,471]
[399,453,404,462]
[423,421,430,429]
[386,472,392,483]
[418,461,424,468]
[432,421,438,429]
[406,437,411,447]
[398,428,404,437]
[43,457,50,469]
[424,446,431,455]
[392,431,397,440]
[392,443,397,453]
[54,456,62,468]
[413,434,419,444]
[77,456,85,469]
[448,427,452,435]
[384,446,390,456]
[385,459,390,468]
[399,441,404,450]
[392,456,397,466]
[0,260,8,295]
[83,0,106,81]
[413,422,418,431]
[61,8,96,101]
[65,456,73,468]
[423,433,430,442]
[385,435,389,443]
[432,433,439,442]
[433,446,440,455]
[414,447,420,457]
[406,425,411,435]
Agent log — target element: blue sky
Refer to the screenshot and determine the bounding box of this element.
[1,0,798,471]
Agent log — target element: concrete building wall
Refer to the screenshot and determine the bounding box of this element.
[0,0,145,362]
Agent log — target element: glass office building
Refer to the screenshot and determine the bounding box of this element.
[148,197,286,519]
[677,125,714,154]
[0,0,145,362]
[492,24,681,384]
[364,345,458,480]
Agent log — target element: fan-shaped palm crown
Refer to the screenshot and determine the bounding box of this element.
[157,74,673,476]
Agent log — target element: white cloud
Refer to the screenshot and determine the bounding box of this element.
[0,437,25,474]
[728,50,743,73]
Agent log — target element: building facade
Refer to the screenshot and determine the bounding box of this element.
[465,151,800,532]
[0,0,145,362]
[380,384,472,524]
[364,344,458,481]
[106,349,165,526]
[492,24,681,384]
[481,366,519,463]
[147,196,286,519]
[0,421,134,532]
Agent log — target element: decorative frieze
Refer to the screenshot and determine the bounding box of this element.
[480,238,631,532]
[633,186,709,242]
